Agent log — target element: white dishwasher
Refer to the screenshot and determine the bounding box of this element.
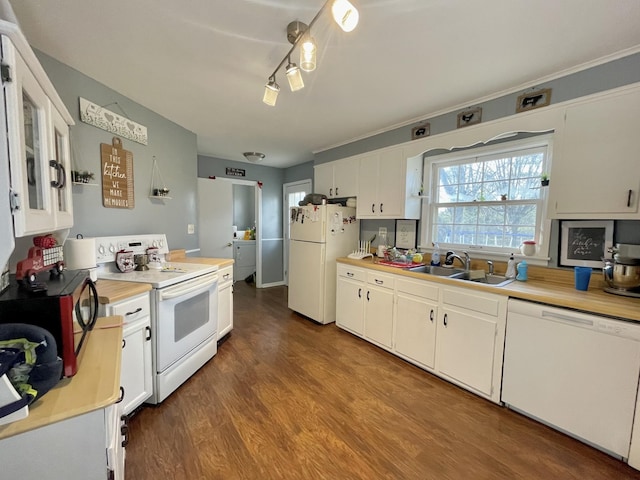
[502,299,640,459]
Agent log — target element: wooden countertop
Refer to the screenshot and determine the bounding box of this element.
[337,257,640,322]
[167,250,234,268]
[0,316,123,440]
[96,279,153,305]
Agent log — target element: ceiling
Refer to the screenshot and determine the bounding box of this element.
[9,0,640,168]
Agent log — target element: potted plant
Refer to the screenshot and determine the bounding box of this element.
[540,173,550,186]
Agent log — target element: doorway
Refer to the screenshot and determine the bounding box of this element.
[283,179,312,285]
[197,177,262,287]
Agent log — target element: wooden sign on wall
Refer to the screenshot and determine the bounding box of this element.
[101,137,134,209]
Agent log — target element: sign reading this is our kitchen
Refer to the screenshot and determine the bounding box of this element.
[101,137,134,209]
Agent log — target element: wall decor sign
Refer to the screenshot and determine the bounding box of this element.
[456,107,482,128]
[560,220,613,268]
[411,123,430,140]
[516,88,552,113]
[395,219,418,249]
[79,97,148,145]
[101,137,134,209]
[226,167,246,177]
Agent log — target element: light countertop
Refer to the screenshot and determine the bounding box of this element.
[0,316,123,440]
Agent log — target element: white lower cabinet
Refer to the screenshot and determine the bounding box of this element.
[102,292,153,416]
[394,278,439,370]
[335,264,507,403]
[364,271,395,349]
[217,265,234,340]
[336,265,365,335]
[0,405,125,480]
[436,286,506,402]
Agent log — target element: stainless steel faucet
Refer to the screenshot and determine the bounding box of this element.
[487,260,494,276]
[447,250,471,271]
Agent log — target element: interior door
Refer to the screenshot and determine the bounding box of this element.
[283,180,312,285]
[197,178,234,258]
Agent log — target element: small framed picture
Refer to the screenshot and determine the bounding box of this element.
[395,220,417,249]
[411,123,430,140]
[516,88,552,113]
[560,220,614,268]
[457,107,482,128]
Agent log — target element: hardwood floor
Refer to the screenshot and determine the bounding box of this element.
[126,282,640,479]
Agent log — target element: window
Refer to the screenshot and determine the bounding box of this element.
[425,138,550,255]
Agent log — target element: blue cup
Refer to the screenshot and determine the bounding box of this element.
[574,267,592,291]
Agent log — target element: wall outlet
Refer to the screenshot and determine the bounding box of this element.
[187,224,195,234]
[378,227,387,236]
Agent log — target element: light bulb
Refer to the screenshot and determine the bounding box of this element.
[286,62,304,92]
[332,0,359,32]
[300,36,317,72]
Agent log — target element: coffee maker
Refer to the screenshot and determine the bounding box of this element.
[603,243,640,297]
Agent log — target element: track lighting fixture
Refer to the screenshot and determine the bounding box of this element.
[262,0,359,106]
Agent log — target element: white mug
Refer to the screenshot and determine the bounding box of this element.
[520,242,536,256]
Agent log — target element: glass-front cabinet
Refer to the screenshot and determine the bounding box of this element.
[2,36,73,237]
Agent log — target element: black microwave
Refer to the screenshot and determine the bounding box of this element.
[0,269,98,377]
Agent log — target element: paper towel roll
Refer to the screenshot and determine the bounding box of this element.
[64,238,97,270]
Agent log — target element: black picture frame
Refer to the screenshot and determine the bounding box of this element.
[560,220,613,268]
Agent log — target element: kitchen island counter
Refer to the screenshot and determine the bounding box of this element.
[0,316,123,440]
[337,257,640,322]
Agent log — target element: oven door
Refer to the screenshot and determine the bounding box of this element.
[154,272,218,372]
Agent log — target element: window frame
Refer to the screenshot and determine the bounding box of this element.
[419,135,553,263]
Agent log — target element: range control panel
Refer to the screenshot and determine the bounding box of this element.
[94,234,169,264]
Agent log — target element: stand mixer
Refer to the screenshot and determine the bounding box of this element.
[603,243,640,298]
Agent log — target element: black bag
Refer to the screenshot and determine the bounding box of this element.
[0,324,63,419]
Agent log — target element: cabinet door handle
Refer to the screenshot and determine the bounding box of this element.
[145,325,152,341]
[117,386,125,403]
[335,187,339,196]
[371,203,375,213]
[329,188,333,197]
[122,338,126,349]
[430,309,434,322]
[120,416,130,448]
[628,189,633,208]
[223,273,230,279]
[366,290,370,302]
[346,272,354,277]
[49,160,66,189]
[380,203,384,213]
[358,287,361,298]
[126,307,142,316]
[443,313,448,327]
[375,279,383,285]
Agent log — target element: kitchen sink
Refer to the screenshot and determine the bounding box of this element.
[408,265,465,276]
[456,272,515,287]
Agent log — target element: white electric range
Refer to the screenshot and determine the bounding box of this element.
[94,234,219,404]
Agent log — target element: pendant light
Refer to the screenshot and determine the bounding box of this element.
[285,57,304,92]
[300,32,317,72]
[262,77,280,106]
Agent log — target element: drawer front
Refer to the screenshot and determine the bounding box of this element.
[109,293,150,323]
[442,287,501,317]
[338,264,366,282]
[218,266,233,288]
[366,271,395,290]
[396,277,439,301]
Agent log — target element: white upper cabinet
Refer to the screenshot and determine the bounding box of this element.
[2,36,73,237]
[356,147,422,219]
[549,84,640,219]
[314,157,359,199]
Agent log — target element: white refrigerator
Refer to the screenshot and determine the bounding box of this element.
[288,205,359,324]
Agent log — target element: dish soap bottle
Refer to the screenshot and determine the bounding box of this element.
[505,254,516,279]
[516,260,528,281]
[431,243,441,266]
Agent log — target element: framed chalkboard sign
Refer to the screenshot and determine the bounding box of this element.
[560,220,613,268]
[395,220,417,249]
